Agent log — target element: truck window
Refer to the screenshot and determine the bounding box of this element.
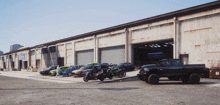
[172,60,182,66]
[164,61,171,66]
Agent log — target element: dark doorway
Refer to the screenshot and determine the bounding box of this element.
[24,61,28,69]
[133,39,173,66]
[180,54,189,65]
[11,62,14,69]
[36,60,40,69]
[19,60,22,69]
[58,57,64,67]
[3,62,6,69]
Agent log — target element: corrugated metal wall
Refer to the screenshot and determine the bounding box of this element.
[76,49,93,65]
[99,45,125,64]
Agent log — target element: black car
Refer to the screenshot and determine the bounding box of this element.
[117,63,135,71]
[40,66,58,75]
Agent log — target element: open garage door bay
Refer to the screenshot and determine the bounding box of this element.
[133,39,173,66]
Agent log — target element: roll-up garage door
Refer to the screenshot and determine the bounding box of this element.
[99,45,125,64]
[76,49,94,65]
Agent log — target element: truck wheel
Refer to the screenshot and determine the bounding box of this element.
[148,74,159,84]
[181,75,189,83]
[189,74,200,84]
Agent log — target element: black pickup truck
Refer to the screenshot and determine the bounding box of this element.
[137,59,206,84]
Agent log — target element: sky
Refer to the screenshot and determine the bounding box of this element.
[0,0,217,53]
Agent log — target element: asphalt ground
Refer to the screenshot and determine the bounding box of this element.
[0,72,220,105]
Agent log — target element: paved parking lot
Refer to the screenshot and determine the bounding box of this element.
[0,71,220,105]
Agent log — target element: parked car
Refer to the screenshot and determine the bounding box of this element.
[59,65,82,76]
[72,63,99,77]
[50,66,69,76]
[137,59,207,84]
[117,63,135,71]
[109,63,117,69]
[40,66,58,75]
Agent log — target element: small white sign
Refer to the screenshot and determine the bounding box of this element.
[216,72,219,75]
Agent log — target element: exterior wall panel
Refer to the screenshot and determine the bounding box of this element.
[66,43,74,66]
[57,45,65,57]
[131,23,174,44]
[98,33,125,48]
[180,13,220,68]
[75,39,94,51]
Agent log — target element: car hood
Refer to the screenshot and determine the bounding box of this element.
[72,69,84,73]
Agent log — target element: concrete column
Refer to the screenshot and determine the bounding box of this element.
[173,17,180,59]
[94,35,99,63]
[64,44,67,66]
[128,30,134,64]
[125,28,129,63]
[72,42,76,65]
[41,47,43,70]
[93,35,96,63]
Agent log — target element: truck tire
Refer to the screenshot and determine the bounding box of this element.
[181,75,189,83]
[168,76,180,81]
[189,74,200,84]
[148,74,159,84]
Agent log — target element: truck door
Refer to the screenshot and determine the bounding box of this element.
[159,60,172,76]
[171,60,183,75]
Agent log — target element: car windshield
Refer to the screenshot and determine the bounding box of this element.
[80,64,91,69]
[67,67,73,69]
[117,63,124,67]
[47,66,54,70]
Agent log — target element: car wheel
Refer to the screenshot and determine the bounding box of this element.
[148,74,159,84]
[181,75,189,83]
[189,74,200,84]
[83,76,89,82]
[67,72,72,76]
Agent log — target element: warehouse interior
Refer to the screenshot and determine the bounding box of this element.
[133,39,173,66]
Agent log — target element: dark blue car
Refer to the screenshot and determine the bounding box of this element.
[60,65,82,76]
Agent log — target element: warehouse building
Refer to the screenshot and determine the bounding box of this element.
[0,1,220,71]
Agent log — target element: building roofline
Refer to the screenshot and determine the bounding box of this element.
[1,1,220,55]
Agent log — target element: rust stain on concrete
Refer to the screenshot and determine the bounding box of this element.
[184,27,212,33]
[141,38,144,41]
